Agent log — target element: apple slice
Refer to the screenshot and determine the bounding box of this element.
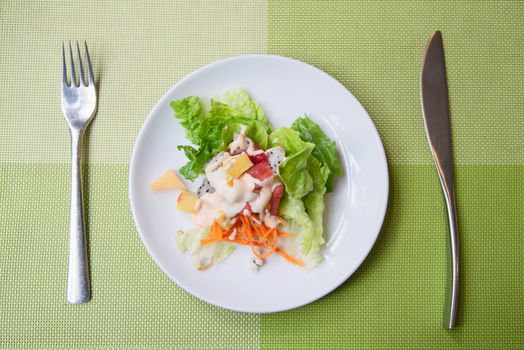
[176,191,199,214]
[226,152,253,181]
[150,170,187,191]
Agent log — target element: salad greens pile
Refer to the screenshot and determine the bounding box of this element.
[171,88,342,267]
[171,89,271,181]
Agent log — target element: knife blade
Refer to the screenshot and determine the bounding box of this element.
[420,31,459,330]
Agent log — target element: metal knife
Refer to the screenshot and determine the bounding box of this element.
[420,31,459,330]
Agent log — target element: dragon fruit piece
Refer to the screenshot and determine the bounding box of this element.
[246,137,261,150]
[228,134,248,155]
[197,178,215,198]
[266,147,285,175]
[204,151,229,173]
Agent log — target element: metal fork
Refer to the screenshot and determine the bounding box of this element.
[61,42,97,304]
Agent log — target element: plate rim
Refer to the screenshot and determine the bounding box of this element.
[129,54,389,313]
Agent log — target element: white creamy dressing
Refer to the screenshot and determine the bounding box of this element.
[204,152,231,173]
[245,139,263,156]
[260,209,281,228]
[192,134,282,228]
[228,134,247,155]
[228,127,263,157]
[208,167,257,205]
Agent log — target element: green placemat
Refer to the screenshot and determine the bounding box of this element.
[1,1,522,348]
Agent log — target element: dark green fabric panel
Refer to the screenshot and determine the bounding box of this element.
[261,164,523,348]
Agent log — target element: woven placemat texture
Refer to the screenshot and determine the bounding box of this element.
[264,1,523,348]
[1,0,523,348]
[0,0,267,164]
[1,1,266,348]
[268,0,523,165]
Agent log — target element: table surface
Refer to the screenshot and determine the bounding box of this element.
[1,1,522,348]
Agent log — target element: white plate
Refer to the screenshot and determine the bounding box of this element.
[129,55,388,313]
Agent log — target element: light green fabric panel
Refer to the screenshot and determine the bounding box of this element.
[0,0,267,164]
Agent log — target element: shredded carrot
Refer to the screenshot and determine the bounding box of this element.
[253,221,265,237]
[251,244,274,259]
[200,214,303,267]
[260,227,273,240]
[229,239,264,247]
[252,229,278,259]
[201,222,222,244]
[275,248,305,267]
[214,222,222,240]
[277,232,295,238]
[242,216,253,241]
[200,237,216,245]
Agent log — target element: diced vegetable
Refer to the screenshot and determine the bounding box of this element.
[242,202,252,214]
[269,184,284,216]
[150,170,187,191]
[196,178,215,198]
[266,147,285,174]
[249,152,268,164]
[226,153,253,180]
[246,161,273,180]
[176,191,199,214]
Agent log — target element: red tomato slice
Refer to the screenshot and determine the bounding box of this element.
[269,184,284,216]
[249,153,268,164]
[242,202,252,214]
[246,161,273,180]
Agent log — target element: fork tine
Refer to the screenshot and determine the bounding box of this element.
[69,41,77,87]
[62,42,68,86]
[76,41,86,86]
[84,41,95,85]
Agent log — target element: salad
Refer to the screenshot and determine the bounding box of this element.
[150,88,342,270]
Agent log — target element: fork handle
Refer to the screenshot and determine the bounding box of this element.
[67,129,90,304]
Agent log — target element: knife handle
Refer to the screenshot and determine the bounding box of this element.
[434,156,459,329]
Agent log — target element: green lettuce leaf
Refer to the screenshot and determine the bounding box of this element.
[291,116,342,192]
[214,245,237,263]
[177,146,211,181]
[303,156,330,254]
[176,227,235,269]
[279,158,329,268]
[280,195,323,267]
[171,90,271,180]
[217,88,271,129]
[170,96,204,145]
[269,128,315,198]
[278,149,313,198]
[307,155,331,193]
[219,112,270,149]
